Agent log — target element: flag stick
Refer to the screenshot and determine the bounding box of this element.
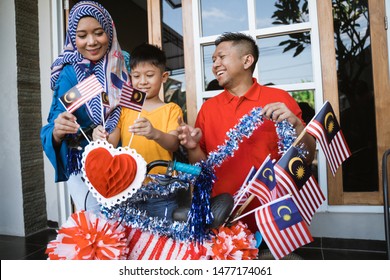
[224,184,250,226]
[230,184,250,215]
[76,121,91,144]
[233,194,255,220]
[99,94,106,130]
[59,103,90,144]
[231,194,291,223]
[127,111,141,148]
[292,126,307,146]
[231,154,272,219]
[224,192,254,227]
[235,195,255,217]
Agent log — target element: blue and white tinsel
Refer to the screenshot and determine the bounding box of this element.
[102,106,297,242]
[187,161,215,243]
[102,203,193,241]
[207,107,296,168]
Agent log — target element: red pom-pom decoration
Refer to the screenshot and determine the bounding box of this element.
[46,211,129,260]
[210,221,258,260]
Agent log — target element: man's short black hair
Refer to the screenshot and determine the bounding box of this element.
[130,43,167,73]
[215,32,259,73]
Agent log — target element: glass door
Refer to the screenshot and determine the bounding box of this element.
[318,0,390,205]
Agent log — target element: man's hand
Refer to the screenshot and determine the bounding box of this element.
[261,102,302,129]
[177,116,202,150]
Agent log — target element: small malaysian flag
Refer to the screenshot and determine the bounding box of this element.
[306,101,351,176]
[255,195,313,260]
[119,82,146,112]
[59,74,103,113]
[274,146,325,225]
[247,155,278,205]
[233,166,257,206]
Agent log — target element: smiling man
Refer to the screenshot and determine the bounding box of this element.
[177,32,316,233]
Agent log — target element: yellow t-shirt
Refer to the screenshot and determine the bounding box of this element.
[117,102,183,175]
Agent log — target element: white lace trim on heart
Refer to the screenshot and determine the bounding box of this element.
[81,140,147,208]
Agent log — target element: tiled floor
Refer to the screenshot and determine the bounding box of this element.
[294,237,388,260]
[0,228,57,260]
[0,227,388,260]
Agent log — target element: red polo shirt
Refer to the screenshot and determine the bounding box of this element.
[195,79,303,232]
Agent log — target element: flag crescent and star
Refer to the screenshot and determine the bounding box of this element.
[277,205,292,221]
[262,168,274,181]
[324,112,335,134]
[63,90,80,105]
[102,92,109,103]
[287,156,308,182]
[133,91,144,102]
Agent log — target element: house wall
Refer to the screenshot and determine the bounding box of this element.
[39,0,73,228]
[15,0,47,236]
[0,0,25,236]
[39,0,61,226]
[310,212,385,241]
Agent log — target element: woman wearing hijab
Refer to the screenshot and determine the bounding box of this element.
[41,1,129,213]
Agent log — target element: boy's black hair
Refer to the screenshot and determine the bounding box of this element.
[130,43,167,72]
[215,32,259,73]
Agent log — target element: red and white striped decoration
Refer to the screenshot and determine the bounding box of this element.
[125,228,208,260]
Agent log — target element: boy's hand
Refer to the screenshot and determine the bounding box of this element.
[92,125,109,141]
[129,117,157,140]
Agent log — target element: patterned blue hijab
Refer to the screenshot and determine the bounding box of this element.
[50,1,128,133]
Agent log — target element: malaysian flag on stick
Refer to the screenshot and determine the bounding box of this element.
[232,166,257,207]
[228,166,257,222]
[233,156,279,220]
[255,195,313,260]
[306,101,351,176]
[247,154,278,205]
[119,82,146,112]
[274,146,325,225]
[59,74,103,113]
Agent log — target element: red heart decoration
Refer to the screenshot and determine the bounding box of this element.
[84,147,138,198]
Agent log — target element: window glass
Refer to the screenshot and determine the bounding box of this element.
[257,32,312,86]
[161,0,187,121]
[291,90,315,123]
[291,90,317,180]
[200,0,248,37]
[255,0,309,29]
[332,0,378,192]
[202,45,223,91]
